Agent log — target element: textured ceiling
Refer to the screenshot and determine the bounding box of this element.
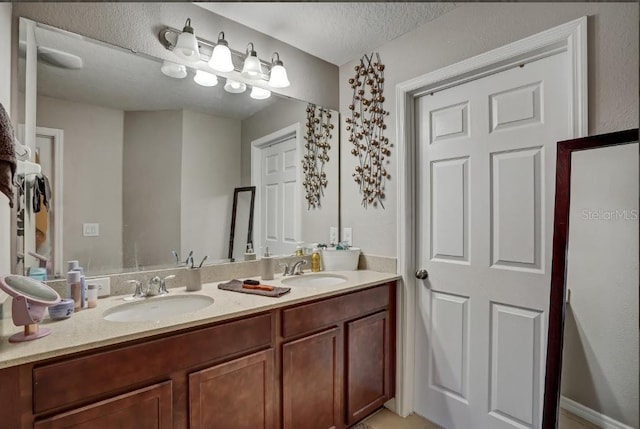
[197,2,458,66]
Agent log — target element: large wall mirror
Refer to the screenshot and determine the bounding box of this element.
[543,129,638,429]
[13,18,339,278]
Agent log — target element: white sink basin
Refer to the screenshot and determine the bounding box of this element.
[281,273,348,287]
[103,294,214,322]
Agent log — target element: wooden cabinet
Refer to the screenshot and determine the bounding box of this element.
[282,328,342,429]
[33,381,172,429]
[0,281,396,429]
[189,349,274,429]
[345,311,392,425]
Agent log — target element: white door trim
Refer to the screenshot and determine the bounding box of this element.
[35,126,64,277]
[394,17,587,417]
[250,123,303,255]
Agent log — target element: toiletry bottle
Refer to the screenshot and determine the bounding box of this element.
[311,250,321,272]
[261,247,274,280]
[295,243,304,257]
[67,271,82,311]
[244,243,256,261]
[72,267,87,309]
[86,284,98,308]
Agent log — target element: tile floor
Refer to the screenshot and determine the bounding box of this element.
[361,407,602,429]
[361,408,441,429]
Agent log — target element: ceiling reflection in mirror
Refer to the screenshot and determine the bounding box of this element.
[14,18,339,278]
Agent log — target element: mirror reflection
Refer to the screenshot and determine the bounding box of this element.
[558,141,638,429]
[14,18,339,278]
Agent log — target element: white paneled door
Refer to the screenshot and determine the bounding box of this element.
[414,51,570,429]
[260,134,299,256]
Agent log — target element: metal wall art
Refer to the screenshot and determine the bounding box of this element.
[347,52,390,208]
[302,103,333,209]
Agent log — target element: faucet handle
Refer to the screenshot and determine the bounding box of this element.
[279,262,290,276]
[127,280,145,298]
[160,275,176,294]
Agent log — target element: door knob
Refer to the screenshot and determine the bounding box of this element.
[415,269,429,279]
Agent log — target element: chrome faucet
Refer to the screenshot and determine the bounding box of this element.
[280,259,307,276]
[127,275,176,298]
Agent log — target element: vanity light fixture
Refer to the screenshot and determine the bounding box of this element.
[209,32,234,72]
[224,78,247,94]
[159,22,292,88]
[173,18,200,63]
[268,52,290,88]
[193,70,218,87]
[241,42,263,80]
[250,86,271,100]
[160,60,187,79]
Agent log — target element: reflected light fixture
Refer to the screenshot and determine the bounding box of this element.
[250,86,271,100]
[224,78,247,94]
[268,52,290,88]
[242,42,263,79]
[194,70,218,87]
[173,18,200,63]
[209,32,234,72]
[161,60,187,79]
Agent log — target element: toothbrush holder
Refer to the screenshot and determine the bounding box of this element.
[185,268,202,292]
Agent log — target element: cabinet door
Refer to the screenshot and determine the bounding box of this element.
[34,381,172,429]
[189,349,274,429]
[345,311,391,425]
[282,327,342,429]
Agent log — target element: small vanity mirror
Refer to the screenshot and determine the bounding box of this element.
[14,18,339,278]
[543,129,639,429]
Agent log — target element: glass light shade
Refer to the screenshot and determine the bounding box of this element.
[174,31,200,63]
[268,64,290,88]
[194,70,218,87]
[160,61,187,79]
[242,55,263,79]
[250,86,271,100]
[209,44,234,72]
[224,79,247,94]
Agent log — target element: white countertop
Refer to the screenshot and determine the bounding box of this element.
[0,270,399,369]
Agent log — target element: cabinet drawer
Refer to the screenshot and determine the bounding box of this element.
[282,284,389,338]
[33,313,272,414]
[34,381,172,429]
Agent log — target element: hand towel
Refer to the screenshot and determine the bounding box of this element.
[218,279,291,297]
[0,102,17,207]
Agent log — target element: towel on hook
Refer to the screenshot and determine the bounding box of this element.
[0,102,17,207]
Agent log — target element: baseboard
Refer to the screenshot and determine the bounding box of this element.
[560,396,635,429]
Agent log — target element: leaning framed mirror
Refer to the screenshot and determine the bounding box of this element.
[543,128,639,429]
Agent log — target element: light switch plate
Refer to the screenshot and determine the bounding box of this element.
[83,223,100,237]
[343,227,353,246]
[329,226,338,245]
[89,277,110,298]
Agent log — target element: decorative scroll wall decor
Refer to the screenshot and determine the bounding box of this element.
[347,52,390,208]
[302,103,334,209]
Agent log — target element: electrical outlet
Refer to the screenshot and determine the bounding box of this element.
[89,277,110,298]
[329,226,338,245]
[343,227,353,246]
[83,223,100,237]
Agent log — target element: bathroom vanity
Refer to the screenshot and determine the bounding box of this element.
[0,274,397,429]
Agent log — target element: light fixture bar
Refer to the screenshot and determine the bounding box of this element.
[158,26,274,78]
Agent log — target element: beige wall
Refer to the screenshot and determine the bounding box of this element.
[0,3,12,311]
[36,95,124,274]
[339,2,640,256]
[241,98,340,248]
[181,110,241,262]
[11,2,338,110]
[123,110,182,269]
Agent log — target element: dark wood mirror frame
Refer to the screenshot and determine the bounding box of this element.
[542,128,639,428]
[227,186,256,262]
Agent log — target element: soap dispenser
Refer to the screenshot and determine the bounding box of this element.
[261,247,274,280]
